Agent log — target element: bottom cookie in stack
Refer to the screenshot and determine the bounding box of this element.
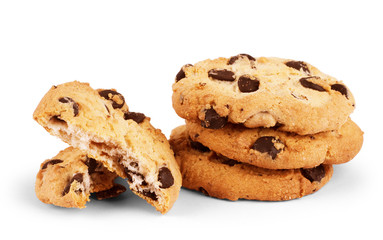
[169,126,333,201]
[35,147,126,208]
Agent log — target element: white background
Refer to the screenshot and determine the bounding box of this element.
[1,0,382,239]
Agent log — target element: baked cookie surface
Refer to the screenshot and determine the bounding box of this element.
[172,54,355,135]
[186,118,363,169]
[35,147,125,208]
[33,81,182,214]
[169,125,333,201]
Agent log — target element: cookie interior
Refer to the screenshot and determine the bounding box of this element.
[46,116,166,209]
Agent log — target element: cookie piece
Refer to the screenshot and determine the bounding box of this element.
[172,54,355,135]
[33,81,182,214]
[35,147,125,208]
[186,118,363,169]
[169,126,333,201]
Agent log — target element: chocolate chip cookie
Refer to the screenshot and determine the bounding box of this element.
[35,147,126,208]
[186,118,363,169]
[172,54,355,135]
[169,125,333,201]
[33,81,182,214]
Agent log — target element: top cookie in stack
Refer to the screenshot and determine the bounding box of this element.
[172,54,355,135]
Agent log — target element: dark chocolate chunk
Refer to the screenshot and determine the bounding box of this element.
[208,69,236,81]
[72,173,84,183]
[175,64,193,82]
[129,161,139,168]
[201,108,227,129]
[228,54,256,65]
[124,168,136,182]
[331,84,348,98]
[94,184,126,200]
[158,167,174,189]
[85,157,98,174]
[300,165,326,183]
[59,97,79,116]
[142,190,158,201]
[62,173,84,196]
[50,115,66,124]
[299,77,326,92]
[252,136,283,159]
[238,75,260,93]
[124,167,147,186]
[271,122,285,130]
[141,180,148,186]
[124,168,133,183]
[41,159,63,169]
[98,90,125,109]
[123,111,146,123]
[285,61,310,73]
[189,139,210,152]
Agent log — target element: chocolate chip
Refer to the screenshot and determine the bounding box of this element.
[124,168,136,182]
[299,77,326,92]
[175,64,193,82]
[252,136,283,159]
[129,162,139,168]
[176,68,186,82]
[285,61,310,73]
[41,159,63,169]
[85,157,99,174]
[300,165,326,183]
[72,173,83,183]
[331,84,348,98]
[98,90,125,109]
[158,167,174,189]
[62,173,84,196]
[124,167,147,186]
[199,187,210,196]
[201,108,227,129]
[142,190,158,201]
[189,139,210,152]
[124,169,133,183]
[59,97,79,116]
[238,75,260,93]
[94,184,127,200]
[228,54,256,65]
[208,69,236,81]
[50,115,66,124]
[271,122,285,130]
[124,112,146,123]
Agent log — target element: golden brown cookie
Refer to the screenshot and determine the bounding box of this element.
[169,125,333,201]
[172,54,355,135]
[35,147,125,208]
[33,81,182,214]
[186,118,363,169]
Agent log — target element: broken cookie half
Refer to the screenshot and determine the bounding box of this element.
[35,147,126,208]
[33,81,182,214]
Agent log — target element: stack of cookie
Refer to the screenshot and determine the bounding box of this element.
[170,54,363,201]
[33,81,181,213]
